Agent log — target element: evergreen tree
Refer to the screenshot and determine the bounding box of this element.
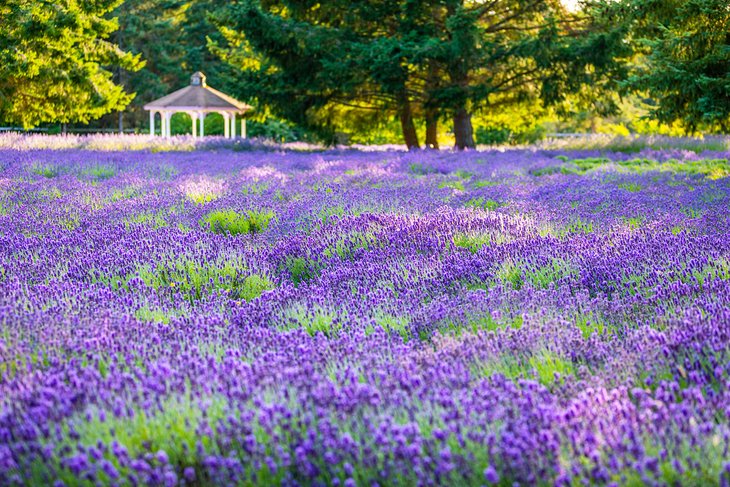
[0,0,143,128]
[602,0,730,131]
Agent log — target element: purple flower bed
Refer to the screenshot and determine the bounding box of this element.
[1,147,729,486]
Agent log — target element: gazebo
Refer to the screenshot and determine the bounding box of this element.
[144,72,252,138]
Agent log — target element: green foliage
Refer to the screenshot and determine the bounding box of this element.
[0,0,143,127]
[472,348,574,386]
[497,260,524,291]
[438,180,465,191]
[82,165,117,181]
[31,164,63,178]
[465,197,501,211]
[135,259,273,303]
[322,232,379,260]
[200,209,274,235]
[285,257,321,286]
[618,182,642,192]
[530,166,563,177]
[366,312,411,342]
[453,233,492,254]
[283,305,340,337]
[409,163,437,176]
[609,0,730,131]
[524,259,578,290]
[109,186,143,202]
[210,0,624,149]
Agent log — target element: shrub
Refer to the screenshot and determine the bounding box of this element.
[200,209,274,235]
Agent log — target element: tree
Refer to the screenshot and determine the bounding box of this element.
[212,0,436,149]
[0,0,143,128]
[418,0,628,149]
[604,0,730,132]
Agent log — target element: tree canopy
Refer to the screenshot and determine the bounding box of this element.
[0,0,727,142]
[0,0,143,128]
[612,0,730,132]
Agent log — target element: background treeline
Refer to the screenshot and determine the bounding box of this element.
[0,0,728,148]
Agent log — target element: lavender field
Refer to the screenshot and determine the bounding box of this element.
[1,144,730,486]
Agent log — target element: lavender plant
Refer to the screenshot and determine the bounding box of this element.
[0,137,729,486]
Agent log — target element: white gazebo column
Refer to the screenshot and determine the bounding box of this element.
[199,113,205,137]
[241,118,246,139]
[230,114,236,139]
[223,113,230,138]
[165,112,173,137]
[149,111,155,136]
[190,112,197,138]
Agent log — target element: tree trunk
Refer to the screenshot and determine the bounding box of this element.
[399,94,420,150]
[453,108,475,150]
[425,108,439,149]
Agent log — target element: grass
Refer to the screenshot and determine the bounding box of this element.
[109,186,143,202]
[408,162,438,176]
[200,209,275,235]
[285,256,321,286]
[624,216,645,230]
[473,180,500,188]
[125,210,168,229]
[316,204,345,226]
[365,311,411,342]
[497,260,524,290]
[574,311,606,339]
[282,305,340,337]
[523,259,577,289]
[471,348,575,386]
[97,254,275,303]
[134,306,185,324]
[322,231,379,260]
[82,164,117,181]
[618,182,643,192]
[438,180,465,191]
[493,258,577,292]
[529,157,730,180]
[453,233,493,253]
[465,197,501,211]
[31,163,62,178]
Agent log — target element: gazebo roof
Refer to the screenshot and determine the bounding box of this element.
[143,72,251,112]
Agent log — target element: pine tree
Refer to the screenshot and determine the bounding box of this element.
[0,0,143,128]
[607,0,730,131]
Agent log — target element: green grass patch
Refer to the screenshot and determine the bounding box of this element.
[200,209,274,235]
[473,180,500,188]
[624,216,645,230]
[454,169,473,180]
[82,164,117,181]
[465,197,501,211]
[453,233,493,254]
[408,162,438,176]
[365,312,411,342]
[282,305,340,337]
[322,231,379,260]
[618,182,642,192]
[284,256,321,286]
[31,163,63,178]
[110,186,144,202]
[125,210,168,229]
[472,348,574,386]
[438,180,465,191]
[529,166,563,177]
[97,255,274,303]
